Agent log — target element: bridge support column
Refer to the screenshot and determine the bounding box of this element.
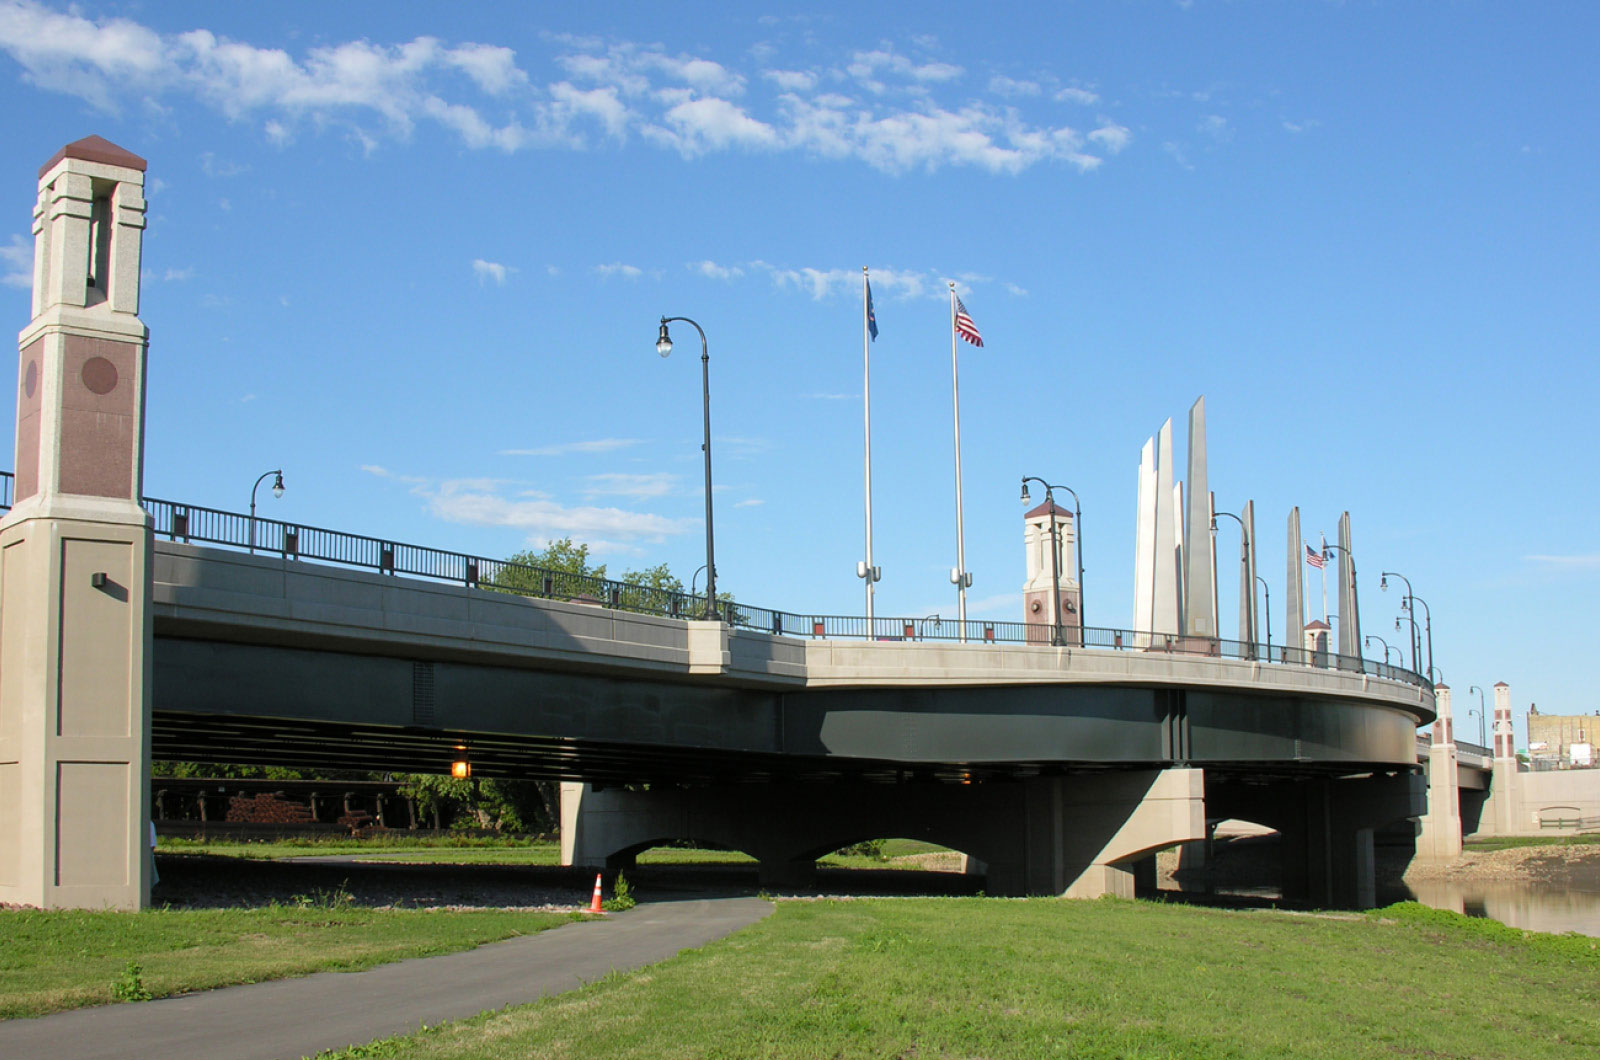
[1416,685,1462,861]
[0,138,152,911]
[1280,774,1424,908]
[559,769,1204,899]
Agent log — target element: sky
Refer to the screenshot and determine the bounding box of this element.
[1,1,1596,747]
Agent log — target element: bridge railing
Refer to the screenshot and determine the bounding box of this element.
[0,471,1429,690]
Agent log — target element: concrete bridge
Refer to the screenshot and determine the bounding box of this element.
[0,135,1443,913]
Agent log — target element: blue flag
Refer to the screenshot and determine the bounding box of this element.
[866,278,879,341]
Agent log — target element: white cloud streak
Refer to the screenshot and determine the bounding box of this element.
[0,3,1127,177]
[499,438,642,456]
[1,233,32,287]
[472,258,510,285]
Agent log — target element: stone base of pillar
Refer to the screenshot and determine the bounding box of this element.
[0,508,152,911]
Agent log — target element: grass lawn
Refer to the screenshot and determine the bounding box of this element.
[0,904,575,1020]
[1465,833,1600,851]
[157,836,954,870]
[311,899,1600,1060]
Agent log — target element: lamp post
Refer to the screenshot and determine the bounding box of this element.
[1255,575,1271,657]
[1365,634,1400,668]
[249,469,285,554]
[1020,476,1084,647]
[656,316,718,620]
[1469,685,1488,747]
[1211,509,1254,649]
[1380,571,1422,675]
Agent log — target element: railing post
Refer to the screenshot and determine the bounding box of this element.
[465,560,477,588]
[380,545,394,574]
[283,528,299,557]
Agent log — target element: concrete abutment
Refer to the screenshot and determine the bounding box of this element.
[562,768,1207,898]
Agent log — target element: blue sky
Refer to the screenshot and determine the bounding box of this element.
[1,1,1596,744]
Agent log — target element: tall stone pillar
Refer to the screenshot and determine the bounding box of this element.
[1182,397,1216,638]
[1336,512,1361,664]
[0,137,152,910]
[1022,497,1078,644]
[1489,681,1521,836]
[1285,507,1304,662]
[1416,685,1462,860]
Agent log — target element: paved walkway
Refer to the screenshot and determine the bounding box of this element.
[1,896,772,1060]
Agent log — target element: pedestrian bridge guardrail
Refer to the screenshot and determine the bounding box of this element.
[0,471,1430,691]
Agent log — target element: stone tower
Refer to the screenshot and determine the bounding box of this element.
[1022,497,1079,644]
[0,136,152,910]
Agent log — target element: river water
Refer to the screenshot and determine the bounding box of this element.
[1397,879,1600,937]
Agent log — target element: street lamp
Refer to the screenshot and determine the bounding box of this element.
[1255,575,1272,657]
[1020,476,1084,647]
[249,469,285,554]
[1211,509,1254,649]
[1379,571,1423,675]
[1469,685,1488,747]
[656,316,719,621]
[1365,634,1400,668]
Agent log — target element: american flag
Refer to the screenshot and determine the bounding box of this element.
[954,295,984,347]
[1305,544,1326,569]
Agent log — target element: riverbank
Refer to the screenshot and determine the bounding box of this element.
[1404,839,1600,885]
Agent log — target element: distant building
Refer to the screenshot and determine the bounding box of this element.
[1526,704,1600,769]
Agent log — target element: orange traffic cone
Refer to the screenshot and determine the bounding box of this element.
[588,873,605,914]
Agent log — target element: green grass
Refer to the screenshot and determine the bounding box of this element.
[308,898,1600,1060]
[1465,833,1600,851]
[0,902,575,1019]
[157,836,958,870]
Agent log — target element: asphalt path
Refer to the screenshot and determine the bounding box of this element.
[1,896,772,1060]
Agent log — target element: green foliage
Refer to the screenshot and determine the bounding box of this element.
[601,871,637,912]
[833,839,889,861]
[109,961,151,1003]
[150,761,346,780]
[393,775,555,834]
[285,883,357,911]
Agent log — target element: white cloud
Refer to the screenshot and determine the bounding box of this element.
[1526,554,1600,570]
[762,68,816,92]
[1055,86,1099,105]
[1088,121,1131,154]
[584,472,678,499]
[0,8,1125,177]
[692,260,743,280]
[753,262,1003,302]
[594,262,643,279]
[499,438,642,456]
[734,498,764,508]
[472,258,511,285]
[988,76,1039,98]
[1,233,32,288]
[199,151,248,177]
[846,49,963,91]
[426,477,693,545]
[1198,114,1231,142]
[646,96,777,155]
[162,266,194,282]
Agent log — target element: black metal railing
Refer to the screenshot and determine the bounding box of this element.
[0,470,1430,690]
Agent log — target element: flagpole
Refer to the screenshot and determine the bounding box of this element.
[1320,532,1329,623]
[949,282,969,638]
[861,266,876,629]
